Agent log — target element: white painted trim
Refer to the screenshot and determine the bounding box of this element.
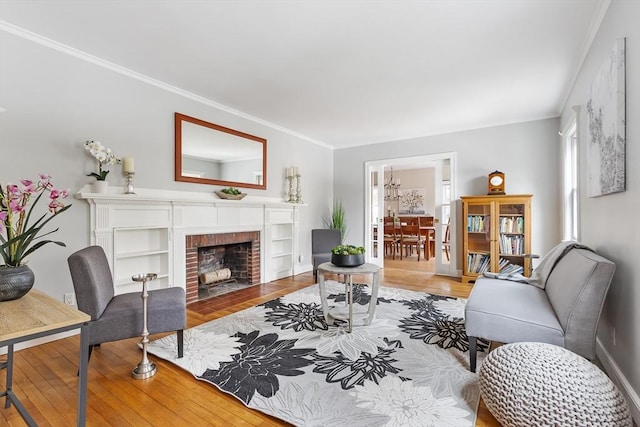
[295,263,313,276]
[0,20,332,150]
[363,152,458,277]
[75,184,293,205]
[596,338,640,424]
[559,0,612,112]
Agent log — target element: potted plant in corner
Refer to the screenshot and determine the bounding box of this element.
[0,174,71,301]
[323,199,347,242]
[331,244,365,267]
[84,140,121,193]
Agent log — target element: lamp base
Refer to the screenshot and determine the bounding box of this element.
[132,362,156,379]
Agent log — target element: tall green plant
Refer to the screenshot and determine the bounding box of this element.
[323,199,347,242]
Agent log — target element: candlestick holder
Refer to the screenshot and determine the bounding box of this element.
[131,272,157,379]
[124,171,136,195]
[287,175,296,203]
[295,174,303,204]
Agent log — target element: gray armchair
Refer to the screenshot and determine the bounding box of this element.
[68,246,185,362]
[312,229,342,281]
[465,244,615,372]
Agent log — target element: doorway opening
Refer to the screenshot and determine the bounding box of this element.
[365,152,457,277]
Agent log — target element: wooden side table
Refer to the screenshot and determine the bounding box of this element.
[317,262,380,332]
[0,290,91,426]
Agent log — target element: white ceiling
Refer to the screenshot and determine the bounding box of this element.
[0,0,607,149]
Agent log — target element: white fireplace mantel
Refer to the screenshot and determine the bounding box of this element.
[76,185,304,294]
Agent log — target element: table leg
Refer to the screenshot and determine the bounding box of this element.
[317,270,332,324]
[78,324,89,426]
[4,343,12,409]
[366,270,380,325]
[2,344,37,426]
[347,274,353,333]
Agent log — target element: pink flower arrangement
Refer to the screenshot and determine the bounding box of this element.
[0,174,71,267]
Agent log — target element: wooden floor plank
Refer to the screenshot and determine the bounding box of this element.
[1,256,499,426]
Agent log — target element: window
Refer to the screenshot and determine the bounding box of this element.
[562,121,578,241]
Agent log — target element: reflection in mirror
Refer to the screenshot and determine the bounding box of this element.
[175,113,267,189]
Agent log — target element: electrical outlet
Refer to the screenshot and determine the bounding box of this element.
[64,292,74,306]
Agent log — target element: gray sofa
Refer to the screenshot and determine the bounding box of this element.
[465,243,615,372]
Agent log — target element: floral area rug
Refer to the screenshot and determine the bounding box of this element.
[147,281,489,427]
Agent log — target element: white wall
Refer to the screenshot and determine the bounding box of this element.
[0,31,333,301]
[334,118,561,273]
[560,0,640,419]
[383,168,436,217]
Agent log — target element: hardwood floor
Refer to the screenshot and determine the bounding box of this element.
[1,256,499,426]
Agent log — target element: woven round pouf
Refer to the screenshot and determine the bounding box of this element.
[478,342,632,427]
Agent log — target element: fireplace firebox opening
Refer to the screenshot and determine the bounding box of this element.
[185,231,260,304]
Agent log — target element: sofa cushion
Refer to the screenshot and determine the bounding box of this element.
[465,278,564,346]
[526,241,593,289]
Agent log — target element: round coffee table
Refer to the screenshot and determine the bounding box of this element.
[317,262,380,332]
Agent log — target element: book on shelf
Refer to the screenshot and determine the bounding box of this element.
[467,215,491,233]
[499,234,524,255]
[467,252,490,273]
[499,258,524,275]
[499,216,524,233]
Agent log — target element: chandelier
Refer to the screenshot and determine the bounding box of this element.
[384,167,401,201]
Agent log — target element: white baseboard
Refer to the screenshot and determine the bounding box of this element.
[294,263,313,276]
[596,338,640,425]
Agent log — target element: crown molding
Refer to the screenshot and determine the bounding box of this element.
[0,20,333,150]
[558,0,612,113]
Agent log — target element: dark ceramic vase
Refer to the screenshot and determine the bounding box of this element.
[0,265,35,301]
[331,253,365,267]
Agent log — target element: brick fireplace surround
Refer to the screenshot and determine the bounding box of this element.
[185,231,260,304]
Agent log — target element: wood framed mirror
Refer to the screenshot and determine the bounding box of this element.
[175,112,267,190]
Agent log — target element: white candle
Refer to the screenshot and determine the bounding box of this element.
[294,166,300,176]
[123,157,135,173]
[287,167,293,177]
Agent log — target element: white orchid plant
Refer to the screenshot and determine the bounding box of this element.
[84,140,121,181]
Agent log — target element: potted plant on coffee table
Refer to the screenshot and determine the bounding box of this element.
[331,244,365,267]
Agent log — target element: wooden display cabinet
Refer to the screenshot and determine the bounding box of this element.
[461,194,532,283]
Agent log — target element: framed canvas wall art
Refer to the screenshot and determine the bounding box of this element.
[586,38,626,197]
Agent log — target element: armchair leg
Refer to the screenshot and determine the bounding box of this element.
[177,330,184,358]
[469,336,477,372]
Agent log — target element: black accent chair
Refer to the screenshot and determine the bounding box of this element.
[67,246,185,362]
[311,229,342,281]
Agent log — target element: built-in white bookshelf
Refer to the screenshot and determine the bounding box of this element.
[77,185,305,295]
[113,227,170,293]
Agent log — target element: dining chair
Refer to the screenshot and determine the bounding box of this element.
[419,216,436,260]
[442,219,451,261]
[400,223,424,261]
[383,223,399,259]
